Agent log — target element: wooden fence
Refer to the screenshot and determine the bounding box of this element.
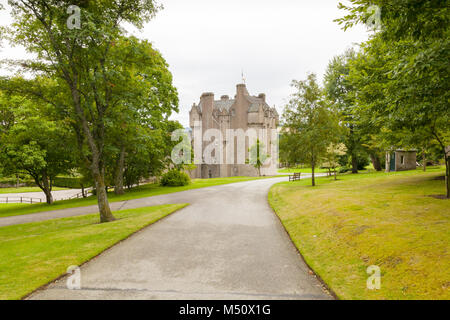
[0,196,43,204]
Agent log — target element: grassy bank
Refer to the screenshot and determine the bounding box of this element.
[268,167,449,300]
[0,204,187,300]
[0,176,271,218]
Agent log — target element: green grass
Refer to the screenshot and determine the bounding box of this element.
[0,187,67,194]
[0,203,188,300]
[278,167,332,174]
[0,176,271,218]
[278,164,376,174]
[269,166,449,300]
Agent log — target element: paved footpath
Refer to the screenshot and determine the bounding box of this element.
[21,176,332,300]
[0,188,84,203]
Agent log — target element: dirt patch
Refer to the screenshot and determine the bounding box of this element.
[428,194,449,200]
[353,225,372,236]
[381,256,403,268]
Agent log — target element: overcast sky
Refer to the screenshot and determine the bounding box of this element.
[0,0,369,127]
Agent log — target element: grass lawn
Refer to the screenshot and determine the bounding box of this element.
[0,203,187,300]
[268,167,449,300]
[278,164,375,174]
[0,186,67,194]
[0,176,271,218]
[278,167,331,174]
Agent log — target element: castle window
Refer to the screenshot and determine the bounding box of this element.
[231,109,236,116]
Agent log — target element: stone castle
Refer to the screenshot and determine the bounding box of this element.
[189,83,279,178]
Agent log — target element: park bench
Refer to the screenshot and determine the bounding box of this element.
[289,172,301,182]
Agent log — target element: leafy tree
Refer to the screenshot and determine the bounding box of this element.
[338,0,450,197]
[102,37,179,194]
[323,143,347,180]
[248,139,270,177]
[0,95,76,204]
[3,1,167,220]
[324,49,363,173]
[282,73,341,186]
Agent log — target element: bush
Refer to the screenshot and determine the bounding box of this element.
[53,176,91,189]
[160,170,190,187]
[339,167,350,174]
[0,176,35,187]
[357,156,370,170]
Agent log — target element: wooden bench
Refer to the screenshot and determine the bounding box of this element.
[289,172,301,181]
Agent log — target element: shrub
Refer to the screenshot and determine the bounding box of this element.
[339,167,350,174]
[53,177,92,189]
[160,170,190,187]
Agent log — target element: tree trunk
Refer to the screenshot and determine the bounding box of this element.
[114,146,126,195]
[70,85,115,222]
[311,160,316,187]
[43,188,54,205]
[369,152,382,171]
[351,152,358,174]
[445,153,449,199]
[422,149,427,172]
[93,170,115,222]
[40,171,53,204]
[334,169,337,180]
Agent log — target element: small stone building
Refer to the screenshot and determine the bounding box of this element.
[385,150,417,172]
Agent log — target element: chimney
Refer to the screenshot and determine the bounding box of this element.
[258,93,266,102]
[200,92,214,130]
[200,92,214,112]
[221,95,229,100]
[236,83,249,97]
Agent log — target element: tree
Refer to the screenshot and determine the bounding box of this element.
[338,0,450,197]
[282,73,341,186]
[101,37,179,195]
[249,139,270,177]
[324,49,363,174]
[3,1,166,220]
[323,143,347,180]
[0,95,76,204]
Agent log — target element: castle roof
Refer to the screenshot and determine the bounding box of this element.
[213,99,235,112]
[192,84,279,117]
[247,96,270,112]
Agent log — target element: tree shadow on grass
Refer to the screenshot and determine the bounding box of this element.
[428,194,448,200]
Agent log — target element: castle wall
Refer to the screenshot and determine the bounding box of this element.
[189,83,279,179]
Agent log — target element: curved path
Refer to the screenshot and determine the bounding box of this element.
[0,188,84,203]
[23,176,332,300]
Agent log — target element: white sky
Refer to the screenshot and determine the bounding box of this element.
[0,0,369,127]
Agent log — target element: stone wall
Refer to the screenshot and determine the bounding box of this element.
[395,151,417,171]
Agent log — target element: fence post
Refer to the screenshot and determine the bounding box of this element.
[21,197,22,203]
